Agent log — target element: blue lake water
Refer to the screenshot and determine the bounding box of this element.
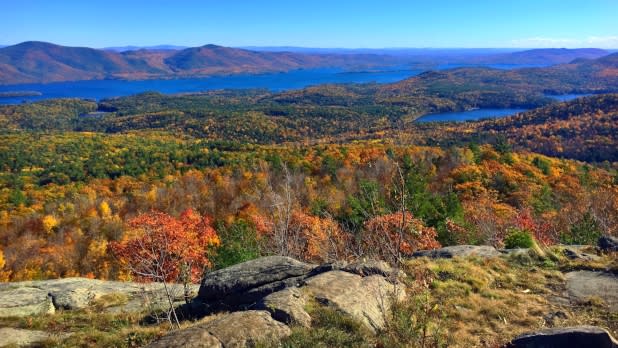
[0,63,550,105]
[415,108,527,123]
[0,68,424,104]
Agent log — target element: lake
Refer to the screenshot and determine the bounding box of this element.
[0,63,545,105]
[0,68,424,104]
[415,108,527,123]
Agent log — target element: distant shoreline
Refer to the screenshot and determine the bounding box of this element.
[0,90,42,97]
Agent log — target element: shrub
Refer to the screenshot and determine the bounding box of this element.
[532,156,551,175]
[560,212,602,245]
[212,219,261,270]
[503,228,534,249]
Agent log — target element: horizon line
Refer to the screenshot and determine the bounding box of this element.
[1,41,617,51]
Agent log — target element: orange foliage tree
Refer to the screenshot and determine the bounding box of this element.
[109,209,219,328]
[363,211,440,264]
[109,209,220,284]
[252,210,349,263]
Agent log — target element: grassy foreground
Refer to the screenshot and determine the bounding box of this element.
[1,247,616,348]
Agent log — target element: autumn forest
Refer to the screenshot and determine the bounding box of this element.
[1,53,617,281]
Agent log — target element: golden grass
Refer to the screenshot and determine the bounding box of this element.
[0,249,615,347]
[396,252,617,347]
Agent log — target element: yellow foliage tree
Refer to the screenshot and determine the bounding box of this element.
[41,215,59,234]
[99,201,112,218]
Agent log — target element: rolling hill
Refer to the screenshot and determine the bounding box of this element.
[1,42,615,85]
[472,48,608,65]
[379,52,618,99]
[0,42,401,85]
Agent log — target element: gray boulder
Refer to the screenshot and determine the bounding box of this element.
[198,256,316,308]
[302,270,406,332]
[205,310,291,347]
[599,235,618,252]
[146,310,291,348]
[257,287,311,327]
[413,245,501,259]
[565,271,618,311]
[505,326,618,348]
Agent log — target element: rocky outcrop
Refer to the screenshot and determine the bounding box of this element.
[146,311,290,348]
[565,271,618,311]
[0,286,54,317]
[599,235,618,252]
[205,310,291,347]
[505,326,618,348]
[561,245,600,261]
[257,287,311,327]
[342,260,395,277]
[198,256,316,309]
[0,327,53,347]
[195,256,405,333]
[412,245,501,259]
[0,277,199,317]
[302,270,405,332]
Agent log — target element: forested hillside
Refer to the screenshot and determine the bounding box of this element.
[0,55,617,283]
[0,132,616,280]
[420,94,618,162]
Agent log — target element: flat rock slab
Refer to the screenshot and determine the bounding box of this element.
[147,310,290,348]
[302,270,405,331]
[0,286,55,317]
[565,271,618,311]
[0,278,198,316]
[0,328,51,347]
[506,325,618,348]
[412,245,501,259]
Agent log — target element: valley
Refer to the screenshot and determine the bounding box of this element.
[0,38,617,348]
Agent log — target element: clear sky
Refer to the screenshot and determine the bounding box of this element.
[2,0,617,48]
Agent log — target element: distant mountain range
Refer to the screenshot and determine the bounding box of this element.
[472,48,608,65]
[103,45,188,52]
[0,41,407,85]
[0,41,612,85]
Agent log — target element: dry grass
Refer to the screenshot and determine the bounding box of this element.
[1,249,615,347]
[393,251,617,347]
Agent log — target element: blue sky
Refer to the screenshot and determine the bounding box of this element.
[2,0,617,48]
